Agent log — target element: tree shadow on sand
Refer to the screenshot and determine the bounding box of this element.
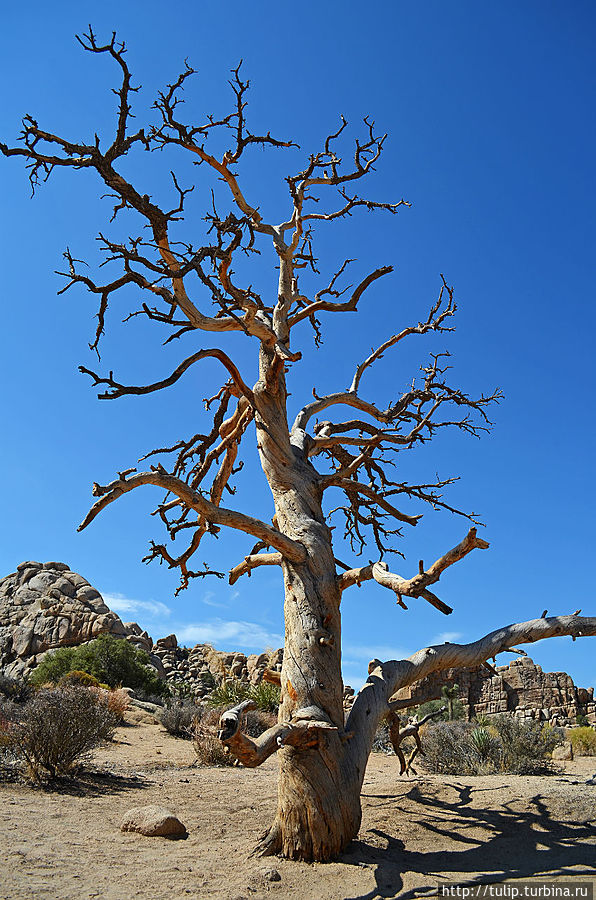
[340,783,596,900]
[37,769,152,797]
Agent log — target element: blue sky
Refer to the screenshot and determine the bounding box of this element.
[1,1,595,691]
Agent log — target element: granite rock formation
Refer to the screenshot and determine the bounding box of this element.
[0,561,282,694]
[0,561,130,679]
[394,655,596,726]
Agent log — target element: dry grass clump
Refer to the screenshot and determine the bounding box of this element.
[568,726,596,756]
[159,701,205,738]
[105,688,130,723]
[191,706,276,766]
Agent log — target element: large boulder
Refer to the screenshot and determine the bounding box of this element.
[0,561,129,678]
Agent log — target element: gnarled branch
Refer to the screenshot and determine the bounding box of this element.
[77,469,306,563]
[338,527,489,615]
[80,347,255,403]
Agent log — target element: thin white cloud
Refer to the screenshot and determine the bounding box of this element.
[432,631,464,645]
[177,618,283,651]
[102,592,171,621]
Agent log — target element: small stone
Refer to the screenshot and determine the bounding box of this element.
[120,805,187,837]
[262,868,281,882]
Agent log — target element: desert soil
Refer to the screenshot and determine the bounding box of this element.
[0,711,594,900]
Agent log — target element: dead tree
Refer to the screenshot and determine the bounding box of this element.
[3,30,595,862]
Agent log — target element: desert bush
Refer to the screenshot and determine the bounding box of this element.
[420,720,477,774]
[493,715,561,775]
[568,726,596,756]
[159,700,204,738]
[372,718,393,753]
[207,678,251,709]
[190,705,276,765]
[13,685,119,781]
[249,681,281,713]
[191,708,235,766]
[59,670,102,688]
[30,635,167,698]
[207,677,281,713]
[421,716,562,776]
[105,688,130,723]
[0,702,20,779]
[416,692,465,723]
[243,708,277,737]
[0,674,32,703]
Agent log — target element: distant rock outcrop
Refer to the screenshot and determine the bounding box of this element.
[394,655,596,727]
[0,561,282,693]
[0,561,129,679]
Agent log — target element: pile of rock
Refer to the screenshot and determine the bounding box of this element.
[144,634,283,698]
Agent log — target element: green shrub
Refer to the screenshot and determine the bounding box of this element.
[59,670,101,688]
[207,678,281,713]
[207,678,251,709]
[249,681,281,713]
[416,690,465,723]
[30,635,167,698]
[568,726,596,756]
[13,685,118,781]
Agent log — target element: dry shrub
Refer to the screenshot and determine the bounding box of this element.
[14,685,119,781]
[159,701,205,738]
[568,726,596,756]
[192,708,235,766]
[421,716,562,776]
[105,688,130,723]
[0,699,20,778]
[191,706,276,766]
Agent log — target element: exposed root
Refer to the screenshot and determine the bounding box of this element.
[252,822,282,857]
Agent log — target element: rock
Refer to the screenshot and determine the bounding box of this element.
[16,561,42,572]
[155,634,177,650]
[130,698,163,715]
[552,741,574,761]
[125,706,159,725]
[262,869,281,882]
[120,805,187,837]
[0,561,139,679]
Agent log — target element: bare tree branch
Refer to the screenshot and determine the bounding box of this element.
[338,527,489,615]
[77,468,306,563]
[229,552,283,585]
[79,348,255,403]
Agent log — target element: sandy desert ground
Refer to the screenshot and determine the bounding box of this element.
[0,712,594,900]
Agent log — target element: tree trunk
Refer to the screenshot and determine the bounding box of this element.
[253,352,365,859]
